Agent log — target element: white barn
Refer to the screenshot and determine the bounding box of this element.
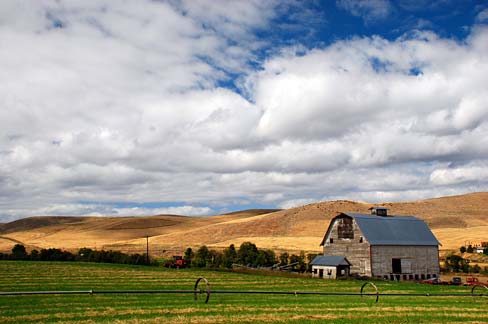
[314,207,441,281]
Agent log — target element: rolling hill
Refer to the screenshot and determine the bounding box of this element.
[0,193,487,256]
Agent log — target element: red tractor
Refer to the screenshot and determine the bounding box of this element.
[162,256,189,269]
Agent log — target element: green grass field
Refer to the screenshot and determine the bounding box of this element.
[0,261,486,323]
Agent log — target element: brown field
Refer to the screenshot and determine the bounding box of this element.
[0,192,487,257]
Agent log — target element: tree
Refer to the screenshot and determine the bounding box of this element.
[263,249,276,266]
[467,245,474,253]
[460,246,466,253]
[222,244,237,268]
[77,248,94,262]
[209,250,223,268]
[289,252,306,272]
[39,248,74,261]
[194,245,211,268]
[255,249,276,267]
[11,244,28,260]
[307,253,319,271]
[237,242,258,266]
[445,254,469,273]
[184,247,194,265]
[30,249,40,261]
[279,252,289,266]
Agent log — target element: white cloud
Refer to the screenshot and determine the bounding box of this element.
[250,28,488,168]
[430,162,488,186]
[0,203,212,221]
[1,2,488,221]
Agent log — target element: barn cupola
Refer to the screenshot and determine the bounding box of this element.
[369,207,388,217]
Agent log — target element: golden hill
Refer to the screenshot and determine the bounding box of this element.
[0,193,487,256]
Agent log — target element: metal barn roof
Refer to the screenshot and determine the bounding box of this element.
[320,213,441,246]
[310,255,350,266]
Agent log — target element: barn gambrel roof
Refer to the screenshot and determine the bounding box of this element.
[320,213,441,246]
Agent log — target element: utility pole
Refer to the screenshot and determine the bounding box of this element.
[146,235,149,265]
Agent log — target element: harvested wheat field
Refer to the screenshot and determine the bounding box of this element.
[0,192,487,256]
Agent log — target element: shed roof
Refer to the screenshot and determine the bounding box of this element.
[310,255,351,266]
[320,213,441,246]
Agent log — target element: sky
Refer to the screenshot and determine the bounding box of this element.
[1,0,488,222]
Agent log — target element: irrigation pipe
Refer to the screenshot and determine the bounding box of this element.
[1,278,486,304]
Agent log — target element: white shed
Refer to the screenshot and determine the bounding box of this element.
[310,255,350,279]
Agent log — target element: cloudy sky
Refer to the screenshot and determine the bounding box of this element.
[1,0,488,221]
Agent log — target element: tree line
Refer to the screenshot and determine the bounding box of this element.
[459,244,488,255]
[181,242,318,271]
[1,242,318,272]
[1,244,153,265]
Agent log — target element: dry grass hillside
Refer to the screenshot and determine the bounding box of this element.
[0,193,486,256]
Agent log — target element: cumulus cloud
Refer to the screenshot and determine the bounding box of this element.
[1,2,488,221]
[430,162,488,186]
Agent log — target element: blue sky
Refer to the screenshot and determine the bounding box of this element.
[1,0,488,221]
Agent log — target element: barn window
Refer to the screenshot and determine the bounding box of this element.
[338,218,354,239]
[359,236,363,243]
[330,238,334,244]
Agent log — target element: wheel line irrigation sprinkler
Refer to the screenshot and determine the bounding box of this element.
[1,278,487,304]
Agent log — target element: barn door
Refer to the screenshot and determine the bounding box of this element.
[392,258,402,274]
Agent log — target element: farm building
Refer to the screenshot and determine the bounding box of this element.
[313,207,441,281]
[310,255,351,279]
